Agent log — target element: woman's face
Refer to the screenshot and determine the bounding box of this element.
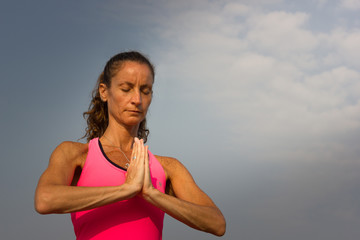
[100,61,153,127]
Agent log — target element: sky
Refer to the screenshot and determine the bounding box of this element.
[1,0,360,239]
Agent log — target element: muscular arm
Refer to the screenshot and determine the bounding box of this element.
[34,141,143,214]
[142,156,226,236]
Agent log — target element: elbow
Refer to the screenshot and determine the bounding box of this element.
[212,215,226,237]
[35,202,50,215]
[214,227,226,237]
[34,191,54,214]
[214,219,226,237]
[201,208,226,236]
[35,203,49,215]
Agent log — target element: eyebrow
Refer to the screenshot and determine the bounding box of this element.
[118,82,134,87]
[118,81,152,88]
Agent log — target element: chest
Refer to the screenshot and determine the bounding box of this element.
[75,139,166,192]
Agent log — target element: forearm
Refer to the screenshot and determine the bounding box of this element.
[143,189,226,236]
[35,183,138,214]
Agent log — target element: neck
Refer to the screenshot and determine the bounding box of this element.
[102,121,139,151]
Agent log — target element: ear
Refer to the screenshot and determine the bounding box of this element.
[99,83,108,102]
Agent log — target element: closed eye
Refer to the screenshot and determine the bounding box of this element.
[142,88,152,95]
[141,85,152,95]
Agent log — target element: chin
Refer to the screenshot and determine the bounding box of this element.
[125,117,144,126]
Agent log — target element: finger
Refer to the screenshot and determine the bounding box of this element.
[138,139,145,165]
[136,138,143,163]
[144,145,149,170]
[129,138,139,168]
[143,145,152,188]
[130,138,139,162]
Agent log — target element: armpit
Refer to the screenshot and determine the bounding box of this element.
[165,179,175,196]
[70,166,82,186]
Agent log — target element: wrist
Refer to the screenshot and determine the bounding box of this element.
[121,183,141,199]
[142,186,159,202]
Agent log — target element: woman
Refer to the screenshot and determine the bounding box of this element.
[35,51,226,239]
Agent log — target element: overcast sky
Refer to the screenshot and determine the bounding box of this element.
[1,0,360,239]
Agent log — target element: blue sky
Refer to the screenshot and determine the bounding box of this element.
[1,0,360,239]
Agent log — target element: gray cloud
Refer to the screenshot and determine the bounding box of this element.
[1,0,360,239]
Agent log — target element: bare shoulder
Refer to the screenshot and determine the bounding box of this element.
[37,141,89,188]
[155,155,182,169]
[154,155,190,179]
[55,141,88,157]
[155,155,180,166]
[154,155,210,204]
[51,141,89,167]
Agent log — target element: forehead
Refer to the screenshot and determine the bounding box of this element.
[112,61,154,84]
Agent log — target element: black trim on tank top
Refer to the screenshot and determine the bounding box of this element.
[98,139,127,171]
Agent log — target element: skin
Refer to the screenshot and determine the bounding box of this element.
[34,61,226,236]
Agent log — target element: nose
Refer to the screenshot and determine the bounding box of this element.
[131,89,142,106]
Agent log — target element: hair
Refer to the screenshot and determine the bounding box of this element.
[82,51,155,143]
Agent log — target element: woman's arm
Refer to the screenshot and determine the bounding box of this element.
[34,139,145,214]
[141,154,226,236]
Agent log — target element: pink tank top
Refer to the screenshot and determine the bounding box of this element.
[71,138,166,240]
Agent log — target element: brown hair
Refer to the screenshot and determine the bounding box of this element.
[83,51,155,143]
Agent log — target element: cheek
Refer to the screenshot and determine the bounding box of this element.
[143,96,152,108]
[114,93,130,104]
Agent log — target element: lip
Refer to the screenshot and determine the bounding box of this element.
[127,110,142,114]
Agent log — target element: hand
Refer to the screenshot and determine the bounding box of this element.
[124,138,145,195]
[141,144,155,198]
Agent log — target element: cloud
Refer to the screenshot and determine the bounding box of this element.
[246,11,318,56]
[99,1,360,165]
[340,0,360,10]
[326,28,360,68]
[142,1,360,163]
[316,0,329,7]
[3,1,360,240]
[222,2,251,16]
